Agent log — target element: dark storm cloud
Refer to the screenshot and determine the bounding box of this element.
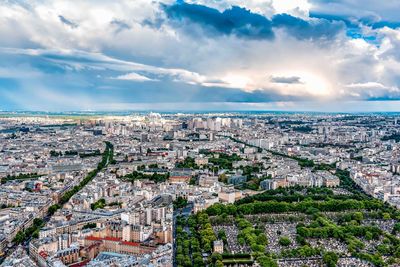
[163,2,274,40]
[163,2,345,41]
[272,13,345,40]
[309,13,382,43]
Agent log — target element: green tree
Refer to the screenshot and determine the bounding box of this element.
[184,255,191,267]
[279,236,291,246]
[258,256,278,267]
[382,212,391,220]
[211,252,223,263]
[176,254,184,265]
[365,231,373,241]
[193,255,204,266]
[323,252,339,267]
[13,231,26,244]
[257,233,268,246]
[173,196,188,209]
[353,212,364,222]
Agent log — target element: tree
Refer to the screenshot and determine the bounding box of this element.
[13,231,26,244]
[353,212,364,222]
[257,233,268,246]
[393,222,400,234]
[365,231,373,241]
[279,236,291,246]
[211,252,223,263]
[48,204,61,215]
[258,256,278,267]
[83,223,97,229]
[173,196,188,210]
[91,198,106,210]
[215,260,224,267]
[176,254,185,265]
[323,252,339,267]
[184,255,191,267]
[204,241,212,252]
[33,218,44,227]
[219,174,227,183]
[193,255,204,266]
[176,157,198,169]
[217,229,225,238]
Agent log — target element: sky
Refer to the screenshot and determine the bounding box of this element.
[1,0,400,112]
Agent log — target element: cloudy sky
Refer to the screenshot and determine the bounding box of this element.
[1,0,400,112]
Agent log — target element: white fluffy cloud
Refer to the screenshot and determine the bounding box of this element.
[0,0,400,110]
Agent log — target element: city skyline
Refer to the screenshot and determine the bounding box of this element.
[1,0,400,111]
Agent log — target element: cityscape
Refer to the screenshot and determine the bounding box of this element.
[2,0,400,266]
[0,112,399,266]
